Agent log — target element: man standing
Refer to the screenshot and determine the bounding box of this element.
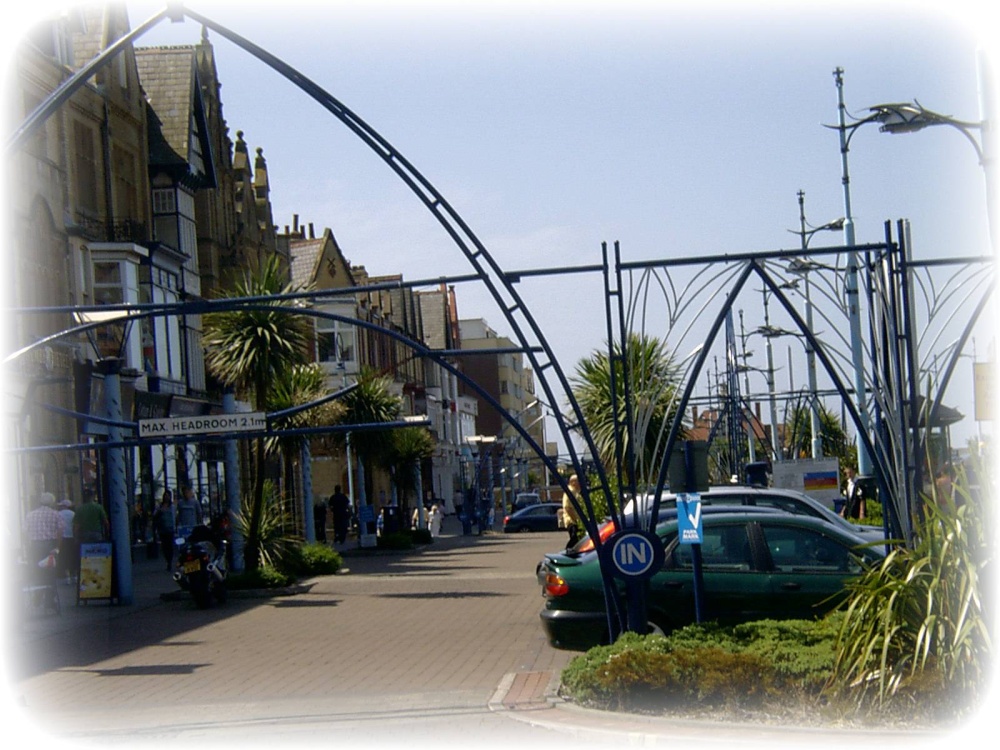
[330,485,351,545]
[176,486,201,531]
[57,499,76,583]
[73,490,109,543]
[26,492,64,565]
[314,497,328,543]
[25,492,65,607]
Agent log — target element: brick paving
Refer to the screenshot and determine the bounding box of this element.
[5,519,952,748]
[6,518,575,739]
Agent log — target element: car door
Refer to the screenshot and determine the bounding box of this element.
[754,520,863,619]
[522,504,559,531]
[649,521,772,628]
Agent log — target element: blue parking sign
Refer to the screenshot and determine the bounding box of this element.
[608,530,665,580]
[677,493,703,545]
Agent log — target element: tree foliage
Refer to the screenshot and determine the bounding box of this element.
[570,333,682,487]
[202,256,313,570]
[829,464,992,719]
[783,397,852,465]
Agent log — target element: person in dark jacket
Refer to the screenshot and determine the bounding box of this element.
[153,491,176,571]
[314,498,328,543]
[330,486,351,544]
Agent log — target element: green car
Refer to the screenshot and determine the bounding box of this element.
[539,511,885,650]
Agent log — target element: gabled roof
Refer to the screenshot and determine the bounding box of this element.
[290,237,325,288]
[135,45,217,188]
[288,227,356,291]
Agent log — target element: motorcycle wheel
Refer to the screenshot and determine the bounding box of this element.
[190,573,211,609]
[214,580,227,604]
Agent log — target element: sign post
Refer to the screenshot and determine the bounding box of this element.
[677,493,705,623]
[609,530,666,637]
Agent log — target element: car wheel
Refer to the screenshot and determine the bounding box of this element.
[517,525,531,533]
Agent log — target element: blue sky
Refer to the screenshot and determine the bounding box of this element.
[10,0,997,454]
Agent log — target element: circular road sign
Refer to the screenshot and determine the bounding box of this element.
[608,530,665,580]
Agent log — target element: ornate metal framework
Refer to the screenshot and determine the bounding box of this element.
[6,3,994,637]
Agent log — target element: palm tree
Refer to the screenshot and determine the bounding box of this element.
[571,333,682,488]
[268,362,345,535]
[783,397,851,464]
[386,426,436,526]
[202,256,313,570]
[334,368,400,508]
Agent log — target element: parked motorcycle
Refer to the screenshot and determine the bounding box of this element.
[173,525,228,608]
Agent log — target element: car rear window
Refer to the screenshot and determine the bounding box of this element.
[759,524,858,572]
[668,523,752,571]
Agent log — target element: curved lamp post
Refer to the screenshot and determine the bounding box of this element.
[787,191,844,460]
[830,61,996,478]
[867,97,996,251]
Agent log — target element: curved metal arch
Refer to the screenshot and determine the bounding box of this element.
[636,257,887,533]
[3,298,581,523]
[917,278,995,464]
[175,7,609,503]
[6,4,606,522]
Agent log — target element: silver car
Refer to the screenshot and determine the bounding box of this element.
[626,486,886,544]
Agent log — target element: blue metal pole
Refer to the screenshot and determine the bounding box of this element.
[99,359,132,605]
[302,440,315,543]
[834,68,873,477]
[223,391,244,573]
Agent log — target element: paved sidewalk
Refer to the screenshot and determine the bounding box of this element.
[7,517,967,749]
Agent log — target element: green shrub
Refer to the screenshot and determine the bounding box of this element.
[828,482,992,720]
[233,481,298,571]
[561,618,841,713]
[228,564,293,590]
[563,634,778,712]
[281,543,343,576]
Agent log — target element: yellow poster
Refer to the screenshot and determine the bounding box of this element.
[974,362,995,422]
[79,542,113,600]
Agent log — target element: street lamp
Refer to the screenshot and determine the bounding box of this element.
[866,97,996,251]
[74,308,138,605]
[755,287,791,463]
[831,67,877,478]
[787,191,844,460]
[830,63,997,477]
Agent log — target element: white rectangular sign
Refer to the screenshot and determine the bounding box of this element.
[139,412,266,438]
[771,458,841,509]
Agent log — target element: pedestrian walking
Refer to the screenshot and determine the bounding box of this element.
[562,475,581,549]
[176,486,201,532]
[57,499,75,583]
[24,492,65,608]
[153,491,176,571]
[314,497,328,543]
[428,504,443,537]
[73,490,109,543]
[330,485,351,544]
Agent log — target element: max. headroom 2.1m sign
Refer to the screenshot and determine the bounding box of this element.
[138,412,266,438]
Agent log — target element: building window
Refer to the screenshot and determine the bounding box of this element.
[152,189,176,214]
[89,256,142,367]
[112,145,141,225]
[140,266,182,379]
[73,121,99,215]
[317,303,357,368]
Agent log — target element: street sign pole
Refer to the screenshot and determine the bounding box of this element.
[609,530,665,637]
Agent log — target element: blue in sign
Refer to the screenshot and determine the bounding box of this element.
[610,531,663,579]
[677,492,703,545]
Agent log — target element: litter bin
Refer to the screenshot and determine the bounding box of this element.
[382,506,401,535]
